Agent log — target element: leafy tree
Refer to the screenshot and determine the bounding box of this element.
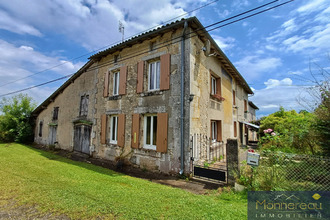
[259,107,319,154]
[0,94,37,143]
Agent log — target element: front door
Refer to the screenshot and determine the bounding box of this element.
[49,126,57,145]
[73,125,91,154]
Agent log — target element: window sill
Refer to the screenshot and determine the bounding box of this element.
[108,95,122,100]
[210,94,225,102]
[140,90,163,97]
[143,145,156,151]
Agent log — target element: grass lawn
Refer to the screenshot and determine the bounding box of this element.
[0,143,247,219]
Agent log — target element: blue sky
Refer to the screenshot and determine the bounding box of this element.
[0,0,329,117]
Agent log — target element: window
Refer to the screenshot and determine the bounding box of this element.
[79,95,89,116]
[39,121,43,137]
[148,61,160,91]
[144,115,157,150]
[113,71,120,96]
[110,115,118,144]
[53,107,59,120]
[211,76,217,95]
[211,120,222,142]
[211,121,217,142]
[210,73,222,101]
[244,99,248,112]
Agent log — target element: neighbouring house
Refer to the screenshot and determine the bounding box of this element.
[32,17,255,175]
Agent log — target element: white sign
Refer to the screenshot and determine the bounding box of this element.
[247,152,260,166]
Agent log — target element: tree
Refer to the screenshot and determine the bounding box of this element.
[259,107,319,154]
[297,57,330,156]
[0,94,37,143]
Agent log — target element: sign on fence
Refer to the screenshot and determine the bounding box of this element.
[247,152,260,166]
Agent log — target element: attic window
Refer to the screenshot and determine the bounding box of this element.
[79,95,89,116]
[53,107,59,120]
[114,55,119,63]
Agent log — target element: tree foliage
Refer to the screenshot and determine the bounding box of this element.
[259,107,319,154]
[0,94,37,143]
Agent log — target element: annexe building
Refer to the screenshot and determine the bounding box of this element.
[33,17,254,174]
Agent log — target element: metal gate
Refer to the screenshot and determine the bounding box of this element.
[190,134,227,183]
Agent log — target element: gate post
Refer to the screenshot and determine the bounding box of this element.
[226,139,239,186]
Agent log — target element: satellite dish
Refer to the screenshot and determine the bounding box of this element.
[203,39,211,56]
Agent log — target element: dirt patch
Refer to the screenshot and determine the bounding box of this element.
[0,200,70,220]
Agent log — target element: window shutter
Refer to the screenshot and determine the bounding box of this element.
[101,114,107,144]
[117,114,125,147]
[156,112,168,153]
[119,66,127,95]
[217,120,222,142]
[210,74,212,94]
[244,100,247,112]
[160,53,170,90]
[234,121,237,137]
[233,90,236,105]
[216,77,221,96]
[137,61,144,93]
[103,72,109,97]
[131,114,140,149]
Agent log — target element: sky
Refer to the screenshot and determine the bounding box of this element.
[0,0,329,118]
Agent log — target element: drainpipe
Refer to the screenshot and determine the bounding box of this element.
[179,21,188,175]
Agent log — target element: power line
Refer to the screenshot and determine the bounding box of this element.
[0,0,294,97]
[0,0,220,88]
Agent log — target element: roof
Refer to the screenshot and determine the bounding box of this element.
[240,121,260,129]
[33,17,253,115]
[248,101,259,110]
[90,17,253,94]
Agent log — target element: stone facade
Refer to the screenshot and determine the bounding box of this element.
[33,17,254,175]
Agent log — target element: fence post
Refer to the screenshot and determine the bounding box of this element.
[226,139,239,186]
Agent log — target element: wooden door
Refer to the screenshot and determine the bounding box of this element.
[74,125,91,154]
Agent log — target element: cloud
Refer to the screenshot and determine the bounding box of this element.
[0,0,195,51]
[0,9,42,36]
[234,55,282,81]
[0,39,83,95]
[297,0,327,13]
[212,35,236,52]
[250,78,312,116]
[264,78,292,89]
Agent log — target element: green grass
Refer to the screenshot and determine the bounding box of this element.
[0,143,247,219]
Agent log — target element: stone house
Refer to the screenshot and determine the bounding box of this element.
[32,17,254,174]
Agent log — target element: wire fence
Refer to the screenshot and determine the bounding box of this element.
[244,152,330,191]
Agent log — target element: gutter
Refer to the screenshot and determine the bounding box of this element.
[179,21,188,175]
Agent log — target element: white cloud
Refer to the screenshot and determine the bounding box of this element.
[297,0,326,13]
[212,35,236,51]
[234,55,282,81]
[250,78,312,116]
[0,9,42,36]
[0,39,83,91]
[264,78,292,89]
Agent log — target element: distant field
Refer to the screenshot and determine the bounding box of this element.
[0,143,247,219]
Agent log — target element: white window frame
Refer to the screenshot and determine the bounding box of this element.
[211,76,217,95]
[113,71,120,96]
[143,114,157,150]
[148,60,160,91]
[211,121,217,142]
[110,115,118,144]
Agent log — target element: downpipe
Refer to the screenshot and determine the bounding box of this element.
[179,21,188,176]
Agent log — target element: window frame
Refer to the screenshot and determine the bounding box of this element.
[53,107,59,120]
[79,95,89,117]
[110,115,118,144]
[112,71,120,96]
[211,76,217,95]
[211,120,217,142]
[143,114,157,150]
[148,60,161,91]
